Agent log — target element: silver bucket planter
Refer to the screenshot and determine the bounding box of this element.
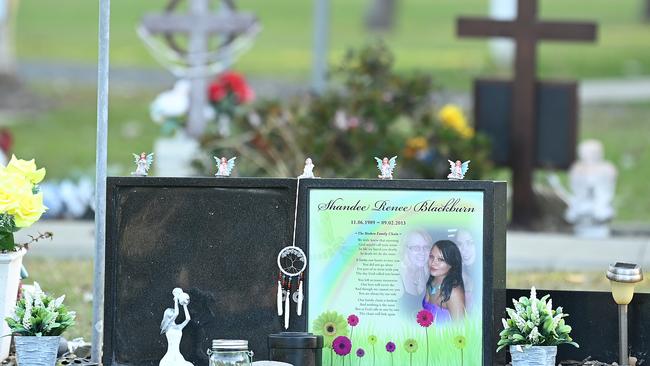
[14,335,60,366]
[510,345,557,366]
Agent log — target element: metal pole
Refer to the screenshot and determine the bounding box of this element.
[311,0,329,94]
[92,0,110,362]
[618,304,629,366]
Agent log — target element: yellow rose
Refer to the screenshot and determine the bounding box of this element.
[5,155,46,185]
[438,104,474,139]
[0,170,33,213]
[10,192,47,228]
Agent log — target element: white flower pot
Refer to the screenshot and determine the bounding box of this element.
[153,131,201,177]
[510,345,557,366]
[0,248,26,361]
[14,335,60,366]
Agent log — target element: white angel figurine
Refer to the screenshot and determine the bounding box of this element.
[375,156,397,179]
[214,156,236,177]
[159,288,193,366]
[298,158,317,178]
[132,152,154,176]
[447,160,470,180]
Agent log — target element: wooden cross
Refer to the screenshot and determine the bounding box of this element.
[457,0,597,227]
[141,0,257,138]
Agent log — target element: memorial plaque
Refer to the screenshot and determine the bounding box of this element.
[301,179,507,366]
[103,177,306,366]
[474,79,577,169]
[104,178,507,366]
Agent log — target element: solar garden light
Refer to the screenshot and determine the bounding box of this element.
[606,262,643,366]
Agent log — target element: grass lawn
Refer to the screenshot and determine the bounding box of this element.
[16,0,650,89]
[22,258,650,342]
[21,258,94,341]
[7,85,160,180]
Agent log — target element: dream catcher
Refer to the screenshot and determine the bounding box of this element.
[276,178,307,329]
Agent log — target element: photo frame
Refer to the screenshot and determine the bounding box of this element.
[299,179,506,366]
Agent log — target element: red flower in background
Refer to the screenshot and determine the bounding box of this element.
[208,71,255,104]
[0,129,13,155]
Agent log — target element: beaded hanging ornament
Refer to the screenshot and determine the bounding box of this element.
[276,178,307,329]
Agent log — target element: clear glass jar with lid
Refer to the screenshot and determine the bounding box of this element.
[207,339,254,366]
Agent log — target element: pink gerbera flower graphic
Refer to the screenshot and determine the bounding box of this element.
[347,314,359,327]
[332,335,352,356]
[416,309,434,327]
[416,309,435,365]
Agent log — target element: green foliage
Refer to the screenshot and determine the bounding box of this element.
[497,287,578,352]
[4,282,76,337]
[201,41,492,179]
[0,213,18,251]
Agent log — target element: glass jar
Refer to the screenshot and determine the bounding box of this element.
[207,339,254,366]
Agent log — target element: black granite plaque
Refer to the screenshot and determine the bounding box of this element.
[103,178,307,366]
[474,79,578,169]
[104,178,508,366]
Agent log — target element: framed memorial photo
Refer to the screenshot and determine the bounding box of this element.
[300,179,506,366]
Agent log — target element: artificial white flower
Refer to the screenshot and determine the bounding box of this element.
[528,326,541,343]
[531,299,540,325]
[44,311,59,332]
[334,110,348,130]
[22,307,32,331]
[48,295,65,311]
[150,80,191,124]
[507,308,527,332]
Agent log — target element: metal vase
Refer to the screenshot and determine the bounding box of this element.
[14,335,60,366]
[510,345,557,366]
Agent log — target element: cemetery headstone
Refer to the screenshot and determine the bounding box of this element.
[104,178,303,365]
[457,0,597,227]
[139,0,259,137]
[474,79,578,169]
[565,139,617,238]
[104,178,507,366]
[506,289,650,363]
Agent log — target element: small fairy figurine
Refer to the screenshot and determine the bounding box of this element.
[375,156,397,179]
[214,156,236,177]
[447,160,470,180]
[132,152,154,176]
[298,157,317,178]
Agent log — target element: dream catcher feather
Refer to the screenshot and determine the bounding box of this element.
[276,178,307,329]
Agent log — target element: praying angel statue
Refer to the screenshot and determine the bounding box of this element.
[159,288,193,366]
[375,156,397,179]
[132,152,154,176]
[214,156,236,177]
[447,160,470,180]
